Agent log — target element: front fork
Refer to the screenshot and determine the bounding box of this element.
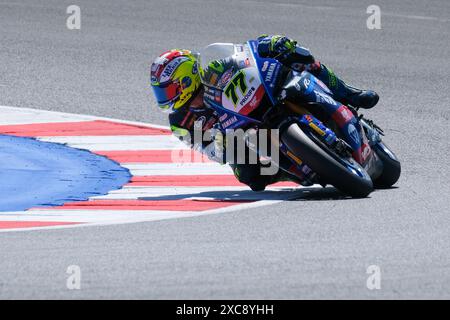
[280,113,383,183]
[277,114,341,186]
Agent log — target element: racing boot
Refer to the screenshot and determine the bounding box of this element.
[312,63,379,109]
[231,163,275,192]
[231,162,295,192]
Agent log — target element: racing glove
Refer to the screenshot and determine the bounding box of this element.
[257,34,315,66]
[257,34,297,60]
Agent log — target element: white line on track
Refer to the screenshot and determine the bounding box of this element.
[123,162,233,176]
[38,135,190,151]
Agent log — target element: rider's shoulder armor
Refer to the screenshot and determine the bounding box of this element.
[168,102,217,145]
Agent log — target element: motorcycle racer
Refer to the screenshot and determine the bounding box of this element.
[150,35,380,191]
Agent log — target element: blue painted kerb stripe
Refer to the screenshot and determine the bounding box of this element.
[0,135,131,212]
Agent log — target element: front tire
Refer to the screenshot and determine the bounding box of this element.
[373,142,401,188]
[281,123,373,198]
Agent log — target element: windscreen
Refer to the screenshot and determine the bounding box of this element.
[197,43,253,89]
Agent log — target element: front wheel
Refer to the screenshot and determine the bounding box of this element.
[373,142,401,188]
[281,123,373,198]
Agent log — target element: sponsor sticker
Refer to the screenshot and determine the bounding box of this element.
[192,62,198,74]
[215,90,222,103]
[239,86,256,107]
[265,63,277,83]
[314,78,330,92]
[160,57,188,83]
[361,143,371,161]
[219,113,228,122]
[222,115,238,128]
[219,69,234,87]
[340,106,353,122]
[314,90,336,106]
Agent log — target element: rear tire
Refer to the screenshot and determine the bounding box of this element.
[281,123,373,198]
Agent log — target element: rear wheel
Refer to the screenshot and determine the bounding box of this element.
[281,123,373,198]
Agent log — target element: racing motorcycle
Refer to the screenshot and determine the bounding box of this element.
[197,41,401,197]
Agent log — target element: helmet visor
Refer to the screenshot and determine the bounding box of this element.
[152,80,181,107]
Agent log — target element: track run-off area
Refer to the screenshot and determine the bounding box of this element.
[0,106,311,232]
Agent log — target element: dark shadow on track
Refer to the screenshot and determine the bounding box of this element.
[287,186,353,201]
[136,186,369,202]
[373,186,399,191]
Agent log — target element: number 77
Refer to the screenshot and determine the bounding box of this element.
[225,71,248,106]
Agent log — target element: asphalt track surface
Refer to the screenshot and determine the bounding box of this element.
[0,0,449,299]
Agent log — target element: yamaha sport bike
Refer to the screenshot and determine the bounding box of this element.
[197,41,401,197]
